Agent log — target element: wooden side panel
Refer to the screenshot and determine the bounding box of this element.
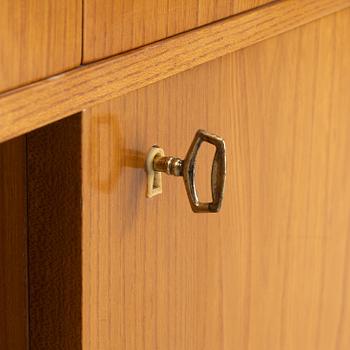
[83,0,275,62]
[82,8,350,350]
[0,0,82,92]
[0,137,28,350]
[26,116,82,349]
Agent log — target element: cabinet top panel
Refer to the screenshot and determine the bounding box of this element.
[82,0,275,62]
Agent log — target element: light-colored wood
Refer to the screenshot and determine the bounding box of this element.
[0,0,82,93]
[26,115,82,349]
[1,0,349,144]
[82,8,350,349]
[83,0,275,62]
[0,137,28,350]
[0,1,82,347]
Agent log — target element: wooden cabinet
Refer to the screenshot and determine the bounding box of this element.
[1,1,350,349]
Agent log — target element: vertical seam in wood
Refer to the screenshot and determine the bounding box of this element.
[81,0,85,64]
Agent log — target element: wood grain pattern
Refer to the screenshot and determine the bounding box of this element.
[0,137,28,350]
[82,8,350,349]
[26,115,82,349]
[83,0,275,62]
[1,0,349,143]
[0,0,82,93]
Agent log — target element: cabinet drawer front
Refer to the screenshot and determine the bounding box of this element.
[0,0,82,92]
[83,0,276,62]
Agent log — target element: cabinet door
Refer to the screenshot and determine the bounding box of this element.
[83,0,275,62]
[0,0,82,92]
[79,8,350,349]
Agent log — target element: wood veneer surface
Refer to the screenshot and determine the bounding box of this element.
[0,0,82,92]
[83,0,275,62]
[82,8,350,349]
